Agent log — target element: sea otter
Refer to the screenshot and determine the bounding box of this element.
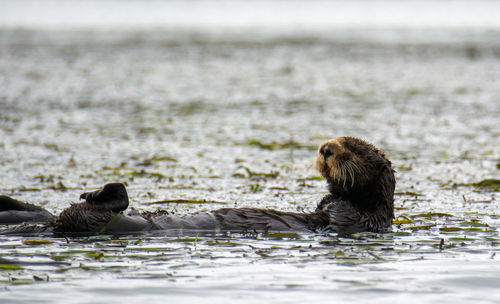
[0,137,395,236]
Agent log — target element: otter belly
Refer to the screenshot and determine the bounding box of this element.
[102,208,312,234]
[138,208,312,233]
[97,214,154,234]
[214,208,312,232]
[151,212,220,232]
[100,212,222,234]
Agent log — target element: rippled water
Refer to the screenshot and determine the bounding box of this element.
[1,1,500,303]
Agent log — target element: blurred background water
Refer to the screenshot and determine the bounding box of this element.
[2,0,500,31]
[0,1,499,303]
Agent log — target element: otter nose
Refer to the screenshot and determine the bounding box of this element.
[320,144,333,159]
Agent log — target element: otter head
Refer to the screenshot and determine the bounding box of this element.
[315,137,395,211]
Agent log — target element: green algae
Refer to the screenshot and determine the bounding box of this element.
[263,232,302,240]
[449,237,476,242]
[460,221,488,227]
[447,179,500,192]
[246,139,315,151]
[137,156,178,166]
[393,215,413,225]
[396,191,424,197]
[125,170,166,180]
[0,278,33,285]
[439,227,462,232]
[249,183,262,192]
[234,166,280,179]
[87,252,106,259]
[22,239,57,246]
[130,247,174,252]
[473,179,500,191]
[206,241,241,247]
[0,264,23,270]
[168,237,200,243]
[410,213,453,219]
[145,199,227,205]
[304,176,324,181]
[401,224,436,231]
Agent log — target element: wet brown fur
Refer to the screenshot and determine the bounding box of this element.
[316,137,386,191]
[54,203,115,235]
[314,136,395,231]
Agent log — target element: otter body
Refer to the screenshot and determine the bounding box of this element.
[51,207,324,236]
[0,137,395,236]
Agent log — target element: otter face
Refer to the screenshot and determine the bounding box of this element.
[315,136,391,191]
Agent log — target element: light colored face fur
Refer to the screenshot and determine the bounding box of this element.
[315,136,377,190]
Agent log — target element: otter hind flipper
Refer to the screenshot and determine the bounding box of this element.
[80,183,129,213]
[0,196,55,225]
[1,196,28,211]
[0,195,45,212]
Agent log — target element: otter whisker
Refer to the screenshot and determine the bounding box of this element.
[322,161,329,179]
[341,164,347,189]
[336,163,341,186]
[348,159,359,173]
[344,165,349,189]
[344,163,351,188]
[346,162,355,188]
[330,160,339,182]
[347,160,361,188]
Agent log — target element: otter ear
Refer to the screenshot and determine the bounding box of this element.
[376,153,393,170]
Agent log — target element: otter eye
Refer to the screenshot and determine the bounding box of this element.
[320,144,333,158]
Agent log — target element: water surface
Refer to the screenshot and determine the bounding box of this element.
[1,1,499,303]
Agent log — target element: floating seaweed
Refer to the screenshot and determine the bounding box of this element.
[246,139,316,151]
[473,179,500,191]
[144,199,228,205]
